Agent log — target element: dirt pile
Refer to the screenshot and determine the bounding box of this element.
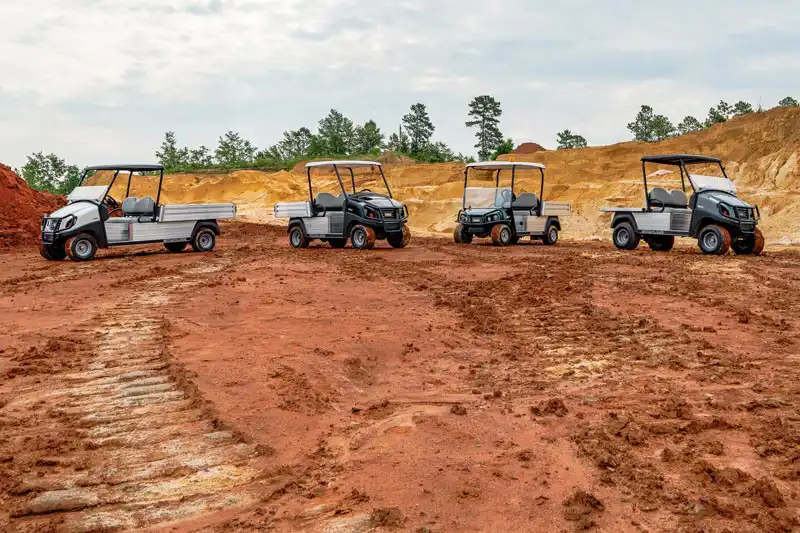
[0,165,64,249]
[512,142,547,154]
[92,106,800,245]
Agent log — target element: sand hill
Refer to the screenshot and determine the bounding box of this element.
[93,106,800,244]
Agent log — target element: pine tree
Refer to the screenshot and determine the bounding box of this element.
[465,95,504,160]
[402,103,435,155]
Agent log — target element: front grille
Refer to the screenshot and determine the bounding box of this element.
[740,222,755,233]
[734,207,753,220]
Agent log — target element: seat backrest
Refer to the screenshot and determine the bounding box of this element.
[134,196,155,215]
[315,192,344,209]
[669,189,688,208]
[512,192,539,210]
[121,197,139,215]
[648,188,672,207]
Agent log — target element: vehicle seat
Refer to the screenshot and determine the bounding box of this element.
[669,190,688,208]
[314,192,344,211]
[121,197,139,215]
[648,188,687,209]
[512,192,539,210]
[134,197,156,215]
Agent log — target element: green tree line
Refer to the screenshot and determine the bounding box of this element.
[17,95,798,192]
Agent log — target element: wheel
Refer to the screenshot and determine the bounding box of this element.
[490,224,513,246]
[192,228,216,252]
[350,225,376,250]
[165,242,188,253]
[647,235,674,252]
[65,234,98,262]
[453,224,473,244]
[613,222,640,250]
[542,224,559,245]
[387,224,411,248]
[752,228,765,256]
[732,229,765,256]
[328,238,347,248]
[40,243,67,261]
[698,225,731,255]
[289,226,309,249]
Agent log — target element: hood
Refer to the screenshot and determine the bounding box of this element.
[463,207,502,216]
[701,191,752,208]
[47,201,97,219]
[356,195,403,209]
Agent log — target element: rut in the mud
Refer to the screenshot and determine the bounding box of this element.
[5,262,262,533]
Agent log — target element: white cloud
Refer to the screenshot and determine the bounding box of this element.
[1,0,799,168]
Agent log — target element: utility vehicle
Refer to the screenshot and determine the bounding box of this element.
[453,161,571,246]
[40,164,236,261]
[274,161,410,250]
[600,154,763,255]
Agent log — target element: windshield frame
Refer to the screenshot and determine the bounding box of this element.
[306,163,392,200]
[75,167,166,210]
[463,164,545,209]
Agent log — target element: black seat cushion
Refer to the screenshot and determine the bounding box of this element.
[512,192,538,210]
[314,193,344,210]
[648,188,687,208]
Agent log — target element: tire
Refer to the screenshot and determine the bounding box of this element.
[165,242,188,253]
[40,243,67,261]
[388,224,411,248]
[733,229,765,256]
[698,225,731,255]
[289,225,309,249]
[192,228,216,252]
[542,225,559,245]
[328,238,347,248]
[454,224,473,244]
[490,224,512,246]
[66,234,98,262]
[510,235,520,245]
[351,225,377,250]
[752,228,765,256]
[613,222,640,250]
[647,235,674,252]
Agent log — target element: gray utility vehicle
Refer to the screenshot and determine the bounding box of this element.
[453,161,571,246]
[600,154,763,255]
[273,160,410,250]
[40,164,236,261]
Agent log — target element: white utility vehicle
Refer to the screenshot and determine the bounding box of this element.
[274,161,410,250]
[40,164,236,261]
[453,161,571,246]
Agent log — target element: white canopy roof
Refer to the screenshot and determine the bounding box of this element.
[467,161,545,170]
[306,160,381,169]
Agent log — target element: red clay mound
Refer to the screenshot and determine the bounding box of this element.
[512,142,547,154]
[0,164,65,249]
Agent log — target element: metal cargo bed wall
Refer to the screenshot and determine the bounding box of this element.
[159,204,236,222]
[541,202,571,216]
[274,202,312,218]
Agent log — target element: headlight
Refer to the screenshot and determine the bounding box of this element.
[59,215,76,231]
[718,204,732,218]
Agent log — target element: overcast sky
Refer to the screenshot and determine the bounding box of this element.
[1,0,799,169]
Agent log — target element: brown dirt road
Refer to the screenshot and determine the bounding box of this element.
[1,223,798,533]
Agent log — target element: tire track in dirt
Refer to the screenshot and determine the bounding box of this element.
[4,260,263,533]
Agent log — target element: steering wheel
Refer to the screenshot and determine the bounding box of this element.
[104,196,120,209]
[500,189,513,204]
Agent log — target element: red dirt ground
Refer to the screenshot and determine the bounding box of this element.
[0,223,798,533]
[0,164,65,249]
